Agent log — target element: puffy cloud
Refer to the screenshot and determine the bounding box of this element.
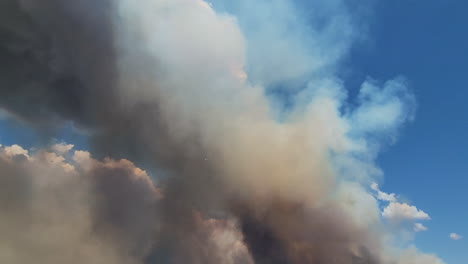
[36,150,76,173]
[382,202,431,222]
[371,182,397,202]
[3,144,29,158]
[51,143,74,154]
[413,223,428,232]
[449,233,463,240]
[378,192,397,203]
[370,182,432,243]
[371,183,431,235]
[73,150,92,165]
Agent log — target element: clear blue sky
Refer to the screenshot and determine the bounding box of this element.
[0,0,466,263]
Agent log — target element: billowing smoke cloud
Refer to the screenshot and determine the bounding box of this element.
[0,0,445,263]
[0,144,159,263]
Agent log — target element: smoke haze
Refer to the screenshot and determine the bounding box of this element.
[0,0,444,263]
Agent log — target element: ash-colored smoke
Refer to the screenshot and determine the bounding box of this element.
[0,0,445,263]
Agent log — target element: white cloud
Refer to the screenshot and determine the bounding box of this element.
[3,144,29,158]
[449,233,462,240]
[37,151,75,173]
[413,223,428,232]
[370,182,397,202]
[51,143,74,154]
[382,202,431,222]
[377,191,397,202]
[72,150,91,163]
[372,183,431,229]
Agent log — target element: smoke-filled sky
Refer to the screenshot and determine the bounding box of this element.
[0,0,466,263]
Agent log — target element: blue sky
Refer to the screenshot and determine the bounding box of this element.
[0,0,466,263]
[342,0,468,263]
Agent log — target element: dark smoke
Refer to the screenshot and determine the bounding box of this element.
[0,0,199,169]
[234,199,381,264]
[0,0,115,126]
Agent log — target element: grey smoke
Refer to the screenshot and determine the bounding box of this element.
[0,0,445,264]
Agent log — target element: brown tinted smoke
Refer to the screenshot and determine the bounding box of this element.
[0,0,408,263]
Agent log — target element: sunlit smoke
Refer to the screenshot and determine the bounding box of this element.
[0,0,445,263]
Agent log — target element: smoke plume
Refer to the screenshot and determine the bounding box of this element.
[0,0,445,263]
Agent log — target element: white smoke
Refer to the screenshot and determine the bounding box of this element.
[109,0,441,262]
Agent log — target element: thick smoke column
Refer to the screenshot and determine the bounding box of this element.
[0,0,444,263]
